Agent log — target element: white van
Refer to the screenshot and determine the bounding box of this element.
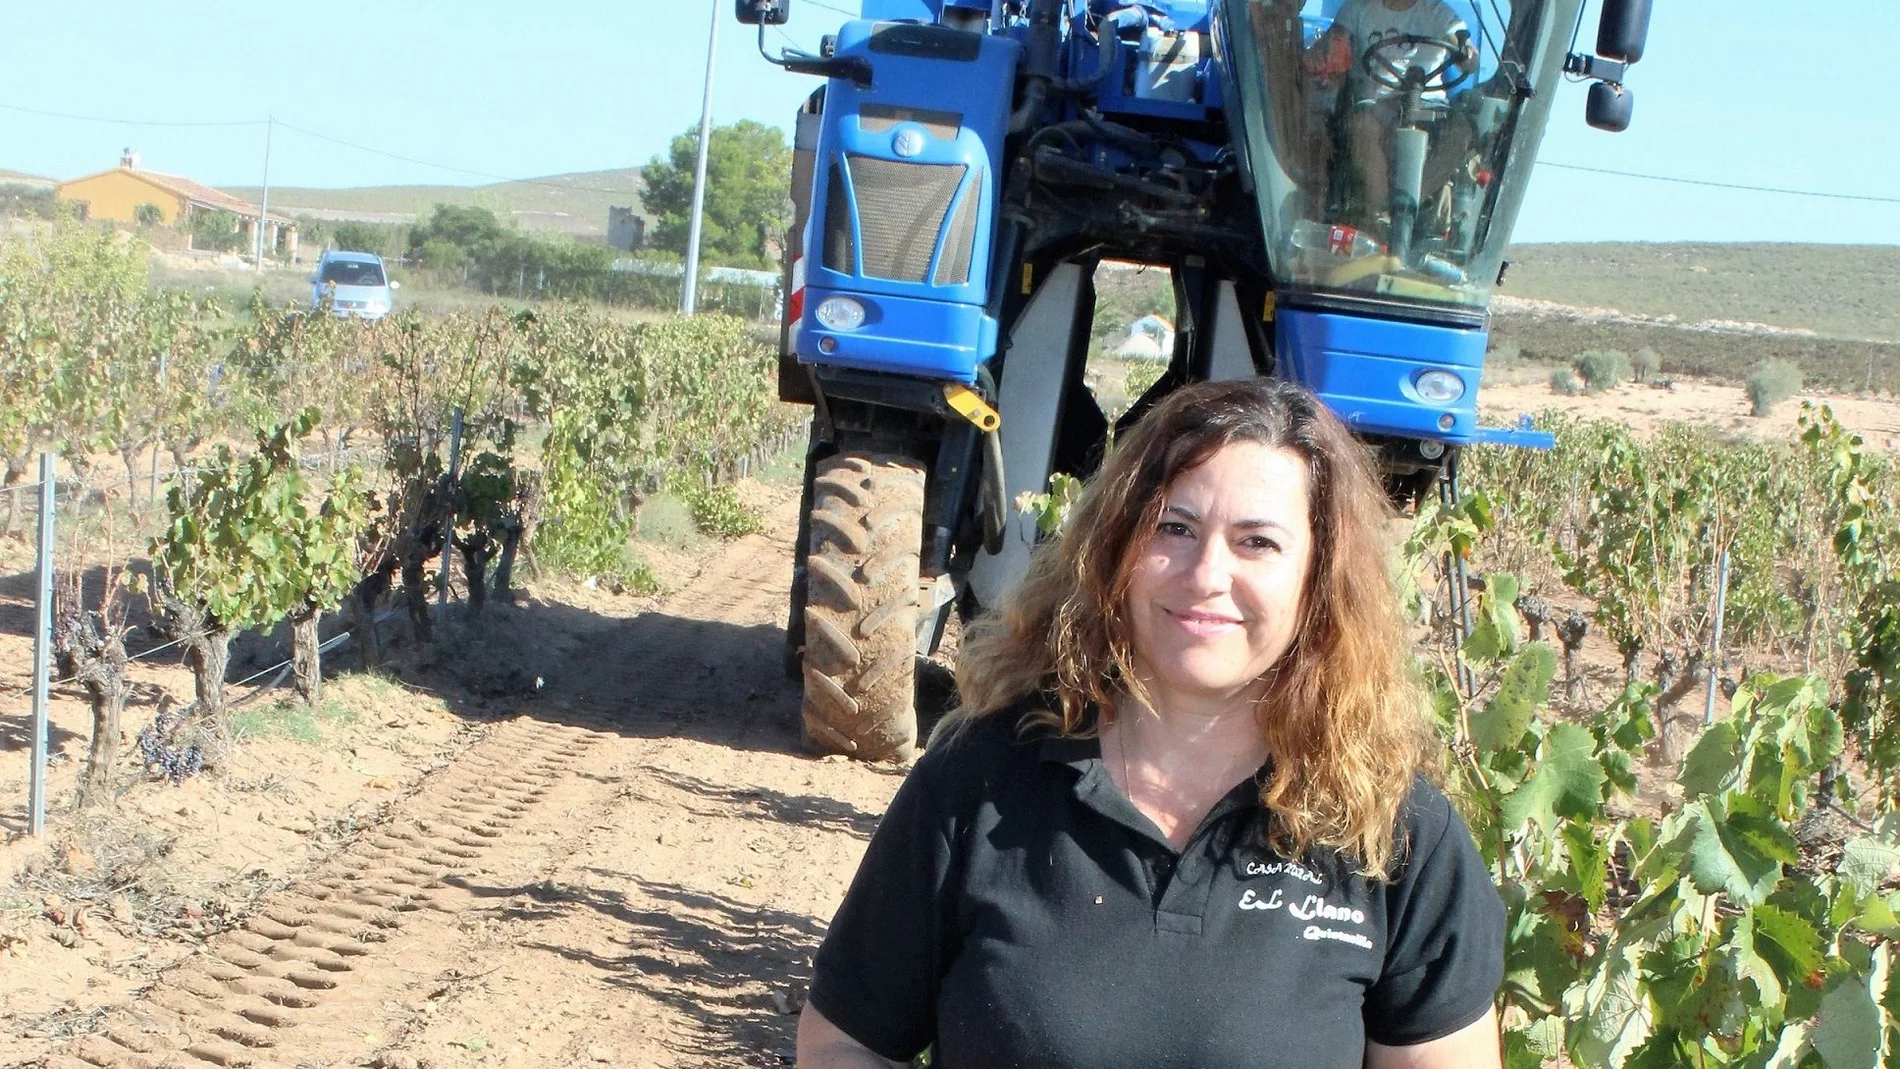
[312,250,399,320]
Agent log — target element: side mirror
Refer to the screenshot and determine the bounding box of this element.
[1596,0,1651,63]
[389,280,401,290]
[1586,81,1633,132]
[736,0,790,26]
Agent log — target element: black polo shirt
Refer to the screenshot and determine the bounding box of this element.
[808,710,1503,1068]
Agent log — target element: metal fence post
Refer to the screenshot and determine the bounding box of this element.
[28,453,55,836]
[436,408,464,609]
[1704,549,1731,726]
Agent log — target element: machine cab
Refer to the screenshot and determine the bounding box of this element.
[1222,0,1574,314]
[1214,0,1580,447]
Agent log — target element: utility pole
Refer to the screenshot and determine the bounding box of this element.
[680,2,719,316]
[255,115,274,271]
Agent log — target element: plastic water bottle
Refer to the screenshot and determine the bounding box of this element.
[1290,220,1382,259]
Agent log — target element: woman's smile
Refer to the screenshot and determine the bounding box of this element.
[1164,607,1245,636]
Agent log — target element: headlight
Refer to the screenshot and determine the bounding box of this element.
[814,296,866,332]
[1414,370,1465,405]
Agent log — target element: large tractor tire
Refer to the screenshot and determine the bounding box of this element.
[783,445,818,680]
[801,452,925,762]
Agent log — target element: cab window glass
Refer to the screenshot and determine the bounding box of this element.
[1225,0,1565,312]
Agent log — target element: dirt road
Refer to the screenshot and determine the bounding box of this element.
[8,492,907,1069]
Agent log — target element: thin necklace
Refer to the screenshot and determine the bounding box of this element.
[1116,717,1137,810]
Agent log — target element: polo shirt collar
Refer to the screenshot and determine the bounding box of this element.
[1037,727,1273,852]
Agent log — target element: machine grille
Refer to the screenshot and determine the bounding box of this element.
[822,163,854,274]
[845,155,967,284]
[934,181,980,286]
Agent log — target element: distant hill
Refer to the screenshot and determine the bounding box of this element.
[1497,242,1900,345]
[225,167,644,238]
[0,168,54,189]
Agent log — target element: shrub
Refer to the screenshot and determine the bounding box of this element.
[331,221,396,256]
[1746,358,1802,416]
[678,482,764,539]
[1573,349,1632,393]
[1549,368,1584,396]
[1631,346,1661,384]
[133,202,164,227]
[1123,357,1166,401]
[187,208,243,252]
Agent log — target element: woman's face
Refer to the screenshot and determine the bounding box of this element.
[1124,441,1315,711]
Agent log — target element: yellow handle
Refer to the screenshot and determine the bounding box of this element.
[943,384,1001,432]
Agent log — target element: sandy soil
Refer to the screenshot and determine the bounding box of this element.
[1481,373,1900,452]
[1,483,914,1069]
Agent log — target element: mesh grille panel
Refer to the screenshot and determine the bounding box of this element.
[822,163,854,274]
[845,155,966,284]
[934,182,979,287]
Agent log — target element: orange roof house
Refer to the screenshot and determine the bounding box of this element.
[56,150,298,259]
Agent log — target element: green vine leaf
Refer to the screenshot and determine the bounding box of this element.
[1753,902,1827,986]
[1813,976,1882,1069]
[1559,822,1612,915]
[1500,722,1607,833]
[1618,1028,1683,1069]
[1673,799,1797,906]
[1841,838,1900,898]
[1679,719,1743,799]
[1566,942,1654,1067]
[1463,572,1521,663]
[1473,642,1557,755]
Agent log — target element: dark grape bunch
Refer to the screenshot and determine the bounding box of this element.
[137,704,204,784]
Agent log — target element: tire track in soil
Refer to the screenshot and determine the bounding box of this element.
[41,711,620,1069]
[365,500,905,1069]
[38,495,907,1069]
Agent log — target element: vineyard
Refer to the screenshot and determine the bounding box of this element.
[7,210,1900,1068]
[1441,406,1900,1066]
[1,217,803,799]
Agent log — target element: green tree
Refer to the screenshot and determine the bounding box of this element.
[332,220,392,255]
[640,120,792,269]
[408,203,508,257]
[188,208,243,252]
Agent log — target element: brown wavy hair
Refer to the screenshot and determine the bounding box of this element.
[941,378,1429,878]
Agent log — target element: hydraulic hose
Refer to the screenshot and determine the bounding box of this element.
[1011,0,1063,132]
[1009,79,1049,134]
[1050,6,1147,97]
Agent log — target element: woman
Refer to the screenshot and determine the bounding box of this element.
[797,379,1503,1068]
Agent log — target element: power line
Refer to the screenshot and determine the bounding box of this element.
[8,95,1895,207]
[1538,160,1900,205]
[0,101,263,128]
[802,0,858,16]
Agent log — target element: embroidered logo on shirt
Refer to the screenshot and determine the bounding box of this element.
[1241,859,1324,885]
[1236,888,1373,949]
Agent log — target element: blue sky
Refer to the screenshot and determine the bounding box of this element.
[3,0,1895,244]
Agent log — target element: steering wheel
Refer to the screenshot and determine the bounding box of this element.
[1360,33,1473,94]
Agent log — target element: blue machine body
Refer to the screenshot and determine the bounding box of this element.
[793,0,1560,451]
[795,21,1020,383]
[1276,310,1551,448]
